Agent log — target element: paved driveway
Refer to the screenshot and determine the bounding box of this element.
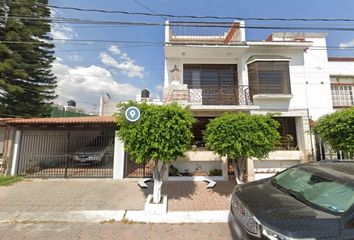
[0,179,235,212]
[0,179,147,212]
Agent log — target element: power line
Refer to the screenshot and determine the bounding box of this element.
[1,39,354,52]
[131,0,167,21]
[5,15,354,32]
[9,1,354,23]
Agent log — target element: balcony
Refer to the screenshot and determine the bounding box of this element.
[164,85,252,106]
[166,21,245,45]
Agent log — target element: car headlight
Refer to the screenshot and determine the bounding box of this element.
[262,226,316,240]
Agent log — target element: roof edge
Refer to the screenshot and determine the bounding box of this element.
[1,116,116,125]
[328,57,354,62]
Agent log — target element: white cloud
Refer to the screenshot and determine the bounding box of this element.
[339,39,354,48]
[155,84,164,92]
[51,23,76,40]
[99,49,145,79]
[50,9,77,41]
[52,59,140,113]
[108,45,121,55]
[67,54,83,62]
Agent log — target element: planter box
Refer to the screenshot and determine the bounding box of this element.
[176,151,222,162]
[144,194,168,215]
[168,176,224,181]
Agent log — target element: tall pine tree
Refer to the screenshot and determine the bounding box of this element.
[0,0,56,117]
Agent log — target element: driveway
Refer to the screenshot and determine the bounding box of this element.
[0,179,147,212]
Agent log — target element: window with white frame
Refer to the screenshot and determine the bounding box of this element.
[330,76,354,107]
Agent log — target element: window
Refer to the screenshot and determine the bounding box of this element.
[191,117,214,148]
[248,61,291,98]
[330,76,354,108]
[183,64,238,105]
[273,117,297,150]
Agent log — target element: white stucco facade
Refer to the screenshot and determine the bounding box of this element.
[163,21,354,178]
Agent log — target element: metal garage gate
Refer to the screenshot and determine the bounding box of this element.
[17,131,114,178]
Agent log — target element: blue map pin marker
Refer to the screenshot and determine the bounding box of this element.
[125,106,140,122]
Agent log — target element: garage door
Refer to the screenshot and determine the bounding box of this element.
[17,131,114,178]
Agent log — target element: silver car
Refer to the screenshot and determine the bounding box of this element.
[73,136,114,164]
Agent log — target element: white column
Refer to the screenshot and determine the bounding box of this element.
[113,133,125,180]
[165,20,169,43]
[10,130,21,176]
[99,96,104,116]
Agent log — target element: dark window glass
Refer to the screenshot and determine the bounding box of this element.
[183,64,238,105]
[274,117,297,150]
[191,117,214,147]
[248,61,291,98]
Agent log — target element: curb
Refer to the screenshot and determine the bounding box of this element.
[125,210,230,223]
[0,210,230,224]
[0,210,126,223]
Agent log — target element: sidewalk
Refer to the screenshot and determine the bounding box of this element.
[0,179,235,223]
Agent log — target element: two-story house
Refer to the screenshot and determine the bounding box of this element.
[163,21,353,180]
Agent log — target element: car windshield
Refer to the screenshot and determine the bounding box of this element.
[273,166,354,214]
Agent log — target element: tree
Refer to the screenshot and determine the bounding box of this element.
[203,113,280,183]
[116,102,194,203]
[314,107,354,158]
[0,0,56,117]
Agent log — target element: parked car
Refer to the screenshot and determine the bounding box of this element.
[230,160,354,240]
[72,136,114,164]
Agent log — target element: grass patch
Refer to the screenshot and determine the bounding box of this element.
[100,219,116,224]
[120,218,146,225]
[0,176,22,186]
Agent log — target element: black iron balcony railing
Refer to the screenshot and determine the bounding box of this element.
[188,85,251,105]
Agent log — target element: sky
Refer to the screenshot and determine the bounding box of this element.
[49,0,354,114]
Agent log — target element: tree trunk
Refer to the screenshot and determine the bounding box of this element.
[231,158,246,185]
[152,160,167,204]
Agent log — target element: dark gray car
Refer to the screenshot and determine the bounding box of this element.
[230,161,354,240]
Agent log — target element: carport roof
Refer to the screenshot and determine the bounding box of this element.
[1,116,116,125]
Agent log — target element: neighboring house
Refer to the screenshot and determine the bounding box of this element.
[327,58,354,109]
[316,58,354,160]
[99,89,163,116]
[0,116,117,178]
[163,21,354,179]
[51,100,90,118]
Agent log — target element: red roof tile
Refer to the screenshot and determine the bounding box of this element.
[328,57,354,62]
[2,116,116,125]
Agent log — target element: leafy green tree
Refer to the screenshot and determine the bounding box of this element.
[203,113,280,183]
[0,0,56,117]
[314,107,354,158]
[116,102,194,203]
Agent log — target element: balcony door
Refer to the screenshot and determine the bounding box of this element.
[183,64,238,105]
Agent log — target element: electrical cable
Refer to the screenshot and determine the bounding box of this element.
[8,1,354,23]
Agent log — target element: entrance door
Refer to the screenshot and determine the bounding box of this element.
[124,153,153,178]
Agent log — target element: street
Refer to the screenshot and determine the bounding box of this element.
[0,222,233,240]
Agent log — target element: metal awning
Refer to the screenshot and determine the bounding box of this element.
[247,55,291,64]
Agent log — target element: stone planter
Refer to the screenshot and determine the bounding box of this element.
[144,194,168,215]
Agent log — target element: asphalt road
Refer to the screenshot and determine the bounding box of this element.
[0,222,234,240]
